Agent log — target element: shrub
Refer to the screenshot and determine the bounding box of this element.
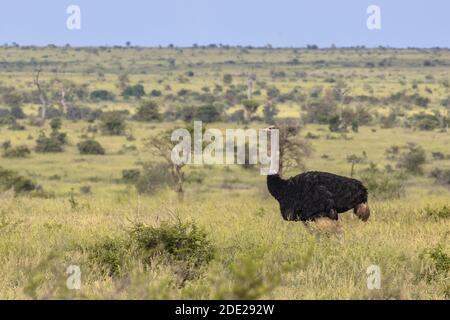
[49,118,62,131]
[90,90,115,101]
[88,220,214,278]
[135,100,161,122]
[10,106,25,119]
[122,84,145,99]
[421,205,450,220]
[430,168,450,185]
[379,112,398,128]
[359,170,405,199]
[88,236,130,276]
[150,90,162,97]
[50,130,67,145]
[66,106,103,121]
[135,162,173,194]
[79,185,92,194]
[409,113,441,131]
[100,111,126,135]
[195,105,221,123]
[0,167,37,193]
[122,169,140,183]
[77,139,105,155]
[2,145,31,158]
[396,143,426,175]
[35,132,64,153]
[420,244,450,282]
[432,152,445,160]
[223,74,233,84]
[129,221,215,268]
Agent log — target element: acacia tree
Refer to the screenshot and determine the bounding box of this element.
[146,130,186,201]
[242,99,260,123]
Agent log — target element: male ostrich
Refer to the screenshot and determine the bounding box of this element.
[267,171,370,222]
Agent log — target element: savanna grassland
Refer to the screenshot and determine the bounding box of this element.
[0,46,449,299]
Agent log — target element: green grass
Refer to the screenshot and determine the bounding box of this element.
[0,46,449,299]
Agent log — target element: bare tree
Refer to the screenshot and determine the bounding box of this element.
[33,68,48,123]
[59,82,67,114]
[247,73,256,100]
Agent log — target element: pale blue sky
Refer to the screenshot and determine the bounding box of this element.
[0,0,449,47]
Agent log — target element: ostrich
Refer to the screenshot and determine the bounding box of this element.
[264,126,370,223]
[267,171,370,223]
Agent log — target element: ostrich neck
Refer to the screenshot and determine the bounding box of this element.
[267,174,287,200]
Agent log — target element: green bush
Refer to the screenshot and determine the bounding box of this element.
[430,168,450,185]
[35,132,64,153]
[100,111,126,135]
[409,113,441,131]
[129,221,215,267]
[420,244,450,282]
[77,139,105,155]
[359,170,405,199]
[135,100,161,122]
[122,84,145,99]
[49,118,62,131]
[88,220,214,278]
[195,105,221,123]
[122,169,140,183]
[88,236,130,276]
[0,167,37,193]
[396,143,426,175]
[2,145,31,158]
[90,90,115,101]
[421,205,450,220]
[135,162,173,194]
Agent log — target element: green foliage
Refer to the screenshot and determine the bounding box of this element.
[409,112,441,131]
[49,118,62,131]
[122,169,141,183]
[129,221,215,267]
[135,100,161,122]
[242,99,260,121]
[135,162,173,194]
[421,205,450,220]
[359,169,405,199]
[88,220,214,278]
[10,106,25,119]
[223,74,233,84]
[122,84,145,99]
[88,236,129,276]
[90,89,115,101]
[77,139,105,155]
[100,111,126,135]
[1,143,30,158]
[430,168,450,185]
[194,104,221,123]
[35,131,64,153]
[0,166,37,193]
[396,143,426,175]
[420,244,450,282]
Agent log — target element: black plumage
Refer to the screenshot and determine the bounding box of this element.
[267,171,370,222]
